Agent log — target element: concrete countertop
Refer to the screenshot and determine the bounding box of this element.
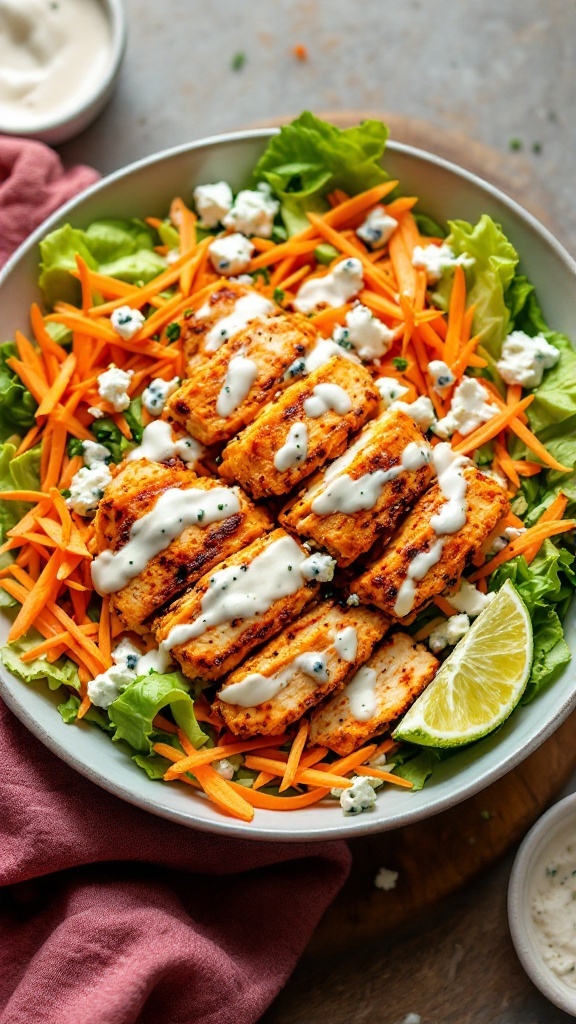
[59,2,576,1021]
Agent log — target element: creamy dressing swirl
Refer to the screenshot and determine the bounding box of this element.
[393,443,470,617]
[198,293,275,352]
[274,422,309,472]
[127,420,204,465]
[346,665,378,721]
[91,486,240,595]
[160,534,308,653]
[216,352,259,417]
[219,623,359,707]
[312,441,431,516]
[303,383,352,419]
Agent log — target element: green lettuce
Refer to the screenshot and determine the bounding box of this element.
[433,214,519,359]
[0,343,37,441]
[57,693,114,731]
[124,396,144,443]
[1,632,81,692]
[0,443,41,543]
[489,539,576,701]
[91,418,131,464]
[39,219,166,309]
[108,671,207,752]
[389,745,443,790]
[252,112,389,235]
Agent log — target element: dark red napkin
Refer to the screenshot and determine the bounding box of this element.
[0,137,351,1024]
[0,135,99,265]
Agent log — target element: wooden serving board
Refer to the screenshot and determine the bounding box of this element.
[249,112,573,951]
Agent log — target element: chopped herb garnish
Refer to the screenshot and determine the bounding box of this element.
[392,356,408,371]
[509,138,522,151]
[197,509,205,522]
[183,308,193,318]
[532,141,542,154]
[231,51,246,71]
[273,287,285,305]
[166,322,181,342]
[251,267,270,285]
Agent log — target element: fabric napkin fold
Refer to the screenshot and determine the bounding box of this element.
[0,135,99,267]
[0,136,351,1024]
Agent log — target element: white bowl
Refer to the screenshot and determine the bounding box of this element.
[1,128,575,841]
[0,0,126,145]
[509,793,576,1015]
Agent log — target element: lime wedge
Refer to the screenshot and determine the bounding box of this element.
[393,580,532,748]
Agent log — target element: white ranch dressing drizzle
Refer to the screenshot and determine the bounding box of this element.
[274,421,309,472]
[0,0,112,131]
[393,442,470,617]
[293,258,364,314]
[127,420,204,466]
[216,352,259,417]
[530,824,576,986]
[312,441,431,516]
[220,651,329,707]
[198,293,275,352]
[219,622,359,708]
[333,626,358,662]
[160,534,308,653]
[304,383,352,419]
[91,485,240,595]
[346,665,378,721]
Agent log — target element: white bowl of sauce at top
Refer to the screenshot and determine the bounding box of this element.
[509,792,576,1016]
[0,0,126,144]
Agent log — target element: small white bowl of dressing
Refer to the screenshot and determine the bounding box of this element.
[509,792,576,1016]
[0,0,126,145]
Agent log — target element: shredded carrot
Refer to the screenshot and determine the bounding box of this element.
[355,765,413,789]
[452,396,534,455]
[444,264,466,365]
[164,735,290,779]
[433,595,458,617]
[470,519,576,580]
[189,763,254,821]
[307,213,399,301]
[243,754,353,790]
[523,494,569,564]
[279,719,309,792]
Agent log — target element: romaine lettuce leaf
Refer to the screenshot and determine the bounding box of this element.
[489,540,575,701]
[39,219,166,309]
[252,112,389,235]
[389,745,443,790]
[433,215,519,359]
[1,633,81,692]
[108,670,207,752]
[0,443,41,543]
[0,343,37,441]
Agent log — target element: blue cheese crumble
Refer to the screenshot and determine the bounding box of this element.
[193,181,233,228]
[332,302,395,362]
[142,376,180,416]
[496,330,559,388]
[110,306,145,340]
[356,207,398,249]
[222,183,280,238]
[97,364,134,412]
[208,233,254,275]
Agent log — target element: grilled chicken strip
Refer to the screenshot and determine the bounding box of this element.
[214,600,389,737]
[309,631,438,755]
[93,459,270,632]
[181,280,275,373]
[153,528,321,681]
[280,408,434,565]
[166,313,318,446]
[353,465,509,619]
[218,355,381,499]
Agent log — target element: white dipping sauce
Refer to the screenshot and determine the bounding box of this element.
[199,293,274,353]
[346,665,378,721]
[530,825,576,986]
[304,383,352,419]
[274,421,309,472]
[127,420,204,466]
[160,534,308,652]
[0,0,112,130]
[216,352,259,417]
[91,485,240,595]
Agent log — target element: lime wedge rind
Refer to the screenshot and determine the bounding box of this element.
[393,580,533,748]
